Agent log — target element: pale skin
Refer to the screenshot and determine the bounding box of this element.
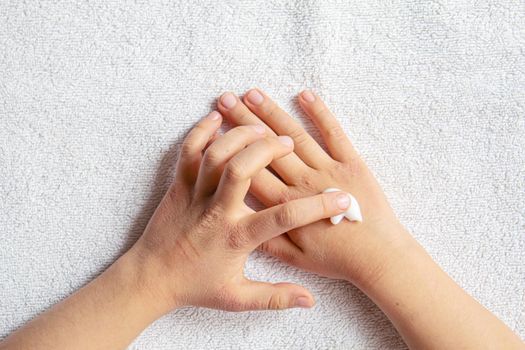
[1,90,523,349]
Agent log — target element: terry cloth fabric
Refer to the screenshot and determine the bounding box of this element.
[1,1,524,349]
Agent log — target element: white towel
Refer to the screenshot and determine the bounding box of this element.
[1,1,523,349]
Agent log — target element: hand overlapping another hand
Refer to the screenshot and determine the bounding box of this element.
[129,89,522,349]
[130,111,353,313]
[217,89,412,287]
[4,90,522,350]
[132,87,414,314]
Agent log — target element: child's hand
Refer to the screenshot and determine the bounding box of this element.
[129,112,352,313]
[217,90,415,287]
[5,99,521,350]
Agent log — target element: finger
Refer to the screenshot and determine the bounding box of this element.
[243,88,332,168]
[258,234,304,268]
[218,92,309,184]
[249,169,288,207]
[214,136,294,209]
[194,124,266,197]
[232,279,314,311]
[175,111,222,185]
[240,191,351,247]
[204,129,221,150]
[298,90,357,162]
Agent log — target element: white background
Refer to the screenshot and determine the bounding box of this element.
[1,1,524,349]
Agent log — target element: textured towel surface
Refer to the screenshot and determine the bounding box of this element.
[1,1,524,349]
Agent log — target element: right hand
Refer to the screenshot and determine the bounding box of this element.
[217,89,417,287]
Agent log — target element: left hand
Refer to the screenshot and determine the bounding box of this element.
[0,111,352,350]
[127,112,352,313]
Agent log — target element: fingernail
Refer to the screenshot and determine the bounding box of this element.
[302,90,315,102]
[336,193,351,210]
[207,111,221,120]
[220,92,237,109]
[247,89,264,105]
[252,124,265,134]
[294,297,312,308]
[278,136,293,147]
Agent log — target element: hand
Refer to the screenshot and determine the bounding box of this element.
[4,102,521,350]
[128,111,352,312]
[217,89,415,287]
[0,110,354,349]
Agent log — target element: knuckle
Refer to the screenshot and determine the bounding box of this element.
[223,160,246,182]
[267,294,286,310]
[318,195,331,215]
[332,157,364,178]
[288,128,309,146]
[275,205,298,228]
[325,125,345,140]
[200,206,226,230]
[226,228,250,250]
[158,183,187,221]
[242,222,260,242]
[297,171,318,192]
[165,183,181,204]
[203,147,222,166]
[179,142,196,158]
[276,190,294,205]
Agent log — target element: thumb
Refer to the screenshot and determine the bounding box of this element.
[235,279,315,311]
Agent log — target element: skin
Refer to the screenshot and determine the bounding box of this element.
[0,113,352,350]
[1,91,523,349]
[218,88,525,349]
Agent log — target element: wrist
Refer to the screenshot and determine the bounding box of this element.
[349,232,435,299]
[113,246,181,317]
[344,227,424,292]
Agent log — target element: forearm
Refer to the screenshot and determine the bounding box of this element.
[1,250,165,350]
[354,235,524,349]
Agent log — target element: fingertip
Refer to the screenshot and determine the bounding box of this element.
[245,88,264,106]
[300,90,316,103]
[289,284,315,309]
[219,92,237,109]
[294,296,315,309]
[277,283,315,309]
[200,111,223,136]
[323,190,350,212]
[336,192,351,210]
[206,110,222,121]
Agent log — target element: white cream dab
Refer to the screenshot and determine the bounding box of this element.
[323,188,363,224]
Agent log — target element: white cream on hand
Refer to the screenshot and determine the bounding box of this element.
[323,188,363,224]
